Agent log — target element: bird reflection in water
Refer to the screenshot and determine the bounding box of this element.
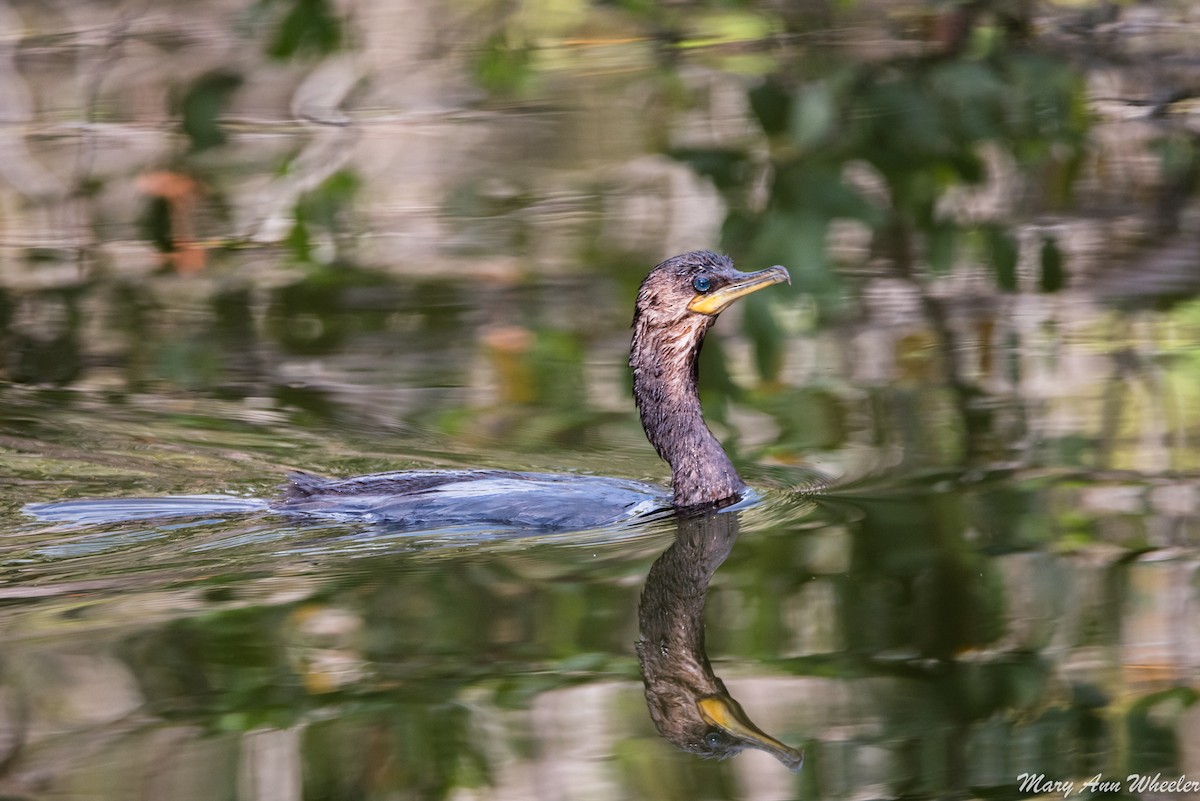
[637,509,804,771]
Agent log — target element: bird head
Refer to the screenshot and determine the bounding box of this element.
[633,251,791,331]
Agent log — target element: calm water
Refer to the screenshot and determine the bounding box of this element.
[3,2,1200,800]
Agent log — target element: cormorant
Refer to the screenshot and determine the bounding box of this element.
[26,252,789,530]
[271,251,789,528]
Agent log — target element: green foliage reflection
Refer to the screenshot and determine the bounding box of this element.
[179,70,245,153]
[287,170,362,267]
[259,0,345,59]
[678,42,1089,311]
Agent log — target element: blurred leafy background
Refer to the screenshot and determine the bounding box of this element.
[0,0,1196,471]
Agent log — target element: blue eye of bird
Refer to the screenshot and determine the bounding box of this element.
[692,275,711,293]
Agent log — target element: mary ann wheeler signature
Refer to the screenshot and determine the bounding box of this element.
[1019,772,1200,797]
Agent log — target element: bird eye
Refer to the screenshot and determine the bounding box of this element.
[692,275,712,293]
[704,731,724,748]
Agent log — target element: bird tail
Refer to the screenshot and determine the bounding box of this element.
[23,495,269,525]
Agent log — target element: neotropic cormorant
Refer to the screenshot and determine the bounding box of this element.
[270,251,789,527]
[26,252,789,530]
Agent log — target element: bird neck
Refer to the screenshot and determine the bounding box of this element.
[631,318,745,508]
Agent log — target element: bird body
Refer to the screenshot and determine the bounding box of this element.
[274,469,666,529]
[26,251,789,531]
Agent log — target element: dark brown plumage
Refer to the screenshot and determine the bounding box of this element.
[631,251,790,507]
